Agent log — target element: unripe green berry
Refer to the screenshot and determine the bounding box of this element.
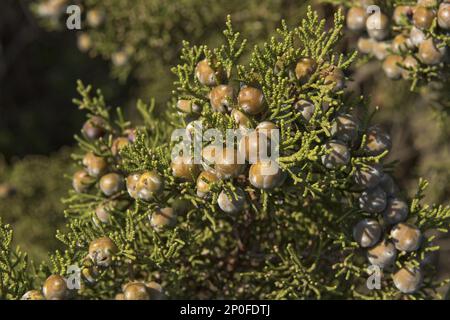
[238,86,265,115]
[21,290,45,300]
[150,207,177,231]
[393,267,423,293]
[218,187,246,213]
[43,274,68,300]
[367,240,397,268]
[99,173,124,196]
[390,222,422,252]
[359,186,387,213]
[383,197,409,225]
[353,219,382,248]
[89,236,118,267]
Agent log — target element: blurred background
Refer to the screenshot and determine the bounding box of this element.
[0,0,448,289]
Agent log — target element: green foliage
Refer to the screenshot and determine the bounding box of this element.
[0,219,35,300]
[0,149,73,262]
[18,8,447,300]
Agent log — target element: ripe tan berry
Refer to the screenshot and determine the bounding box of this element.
[390,222,422,252]
[111,137,130,156]
[366,12,390,40]
[89,236,118,267]
[136,170,164,200]
[238,86,265,115]
[382,55,404,79]
[209,85,234,113]
[171,155,199,181]
[72,169,92,193]
[146,281,165,300]
[123,282,150,300]
[367,240,397,268]
[346,7,367,31]
[438,3,450,29]
[177,99,201,114]
[150,207,177,231]
[249,160,283,190]
[214,147,245,179]
[413,6,436,29]
[111,50,129,67]
[418,38,446,65]
[196,171,219,197]
[99,173,124,196]
[126,173,141,198]
[218,187,246,213]
[353,219,382,248]
[86,9,105,28]
[357,37,375,54]
[324,68,345,92]
[195,59,217,86]
[393,267,423,294]
[21,290,45,300]
[393,5,413,25]
[82,116,106,140]
[43,274,68,300]
[392,34,411,53]
[231,109,251,128]
[238,131,271,163]
[409,26,426,47]
[371,41,391,60]
[95,201,116,223]
[382,197,409,225]
[83,152,108,177]
[77,32,91,52]
[401,55,419,79]
[256,121,279,140]
[294,58,317,83]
